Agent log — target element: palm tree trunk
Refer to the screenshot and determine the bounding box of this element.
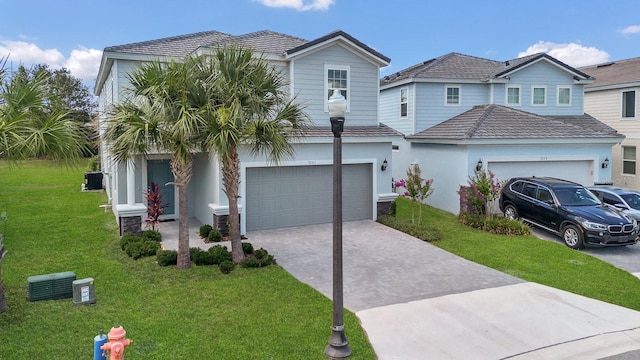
[171,158,192,270]
[222,149,245,264]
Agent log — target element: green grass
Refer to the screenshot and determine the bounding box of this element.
[393,197,640,310]
[0,160,375,359]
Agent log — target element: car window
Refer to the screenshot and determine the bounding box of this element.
[509,181,524,194]
[522,184,537,198]
[602,193,623,206]
[621,193,640,210]
[554,187,601,206]
[537,188,554,203]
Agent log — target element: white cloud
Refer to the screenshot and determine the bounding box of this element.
[518,41,609,68]
[64,48,103,82]
[620,25,640,34]
[0,40,101,82]
[255,0,334,11]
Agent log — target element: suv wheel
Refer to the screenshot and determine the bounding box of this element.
[562,224,584,249]
[503,204,519,220]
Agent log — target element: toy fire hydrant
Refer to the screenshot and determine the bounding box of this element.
[100,326,131,360]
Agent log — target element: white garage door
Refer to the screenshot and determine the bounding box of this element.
[488,160,594,186]
[246,164,373,231]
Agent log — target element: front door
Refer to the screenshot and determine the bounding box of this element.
[147,159,175,218]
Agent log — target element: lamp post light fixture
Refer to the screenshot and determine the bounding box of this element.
[325,89,352,359]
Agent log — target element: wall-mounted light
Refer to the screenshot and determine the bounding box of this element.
[476,159,483,172]
[381,159,388,172]
[602,157,609,169]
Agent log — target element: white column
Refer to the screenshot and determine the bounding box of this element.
[126,159,136,205]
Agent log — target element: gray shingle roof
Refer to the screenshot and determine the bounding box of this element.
[104,30,308,58]
[580,57,640,88]
[381,52,593,86]
[303,123,403,138]
[405,104,622,141]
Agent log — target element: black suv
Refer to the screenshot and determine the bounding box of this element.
[499,177,638,248]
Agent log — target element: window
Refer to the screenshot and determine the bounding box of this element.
[506,86,520,105]
[445,85,461,105]
[622,90,636,118]
[557,86,571,106]
[325,65,350,111]
[623,146,636,175]
[400,88,408,117]
[532,86,546,105]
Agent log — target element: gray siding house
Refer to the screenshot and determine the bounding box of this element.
[379,53,623,214]
[94,29,401,234]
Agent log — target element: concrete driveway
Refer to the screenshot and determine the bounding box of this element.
[531,227,640,278]
[244,220,640,360]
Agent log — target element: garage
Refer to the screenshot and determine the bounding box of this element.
[246,164,373,231]
[488,160,594,186]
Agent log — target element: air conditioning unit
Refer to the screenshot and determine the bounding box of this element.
[27,271,76,302]
[72,278,96,305]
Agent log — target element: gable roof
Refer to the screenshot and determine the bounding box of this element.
[405,104,622,144]
[96,29,388,95]
[580,57,640,90]
[380,52,593,88]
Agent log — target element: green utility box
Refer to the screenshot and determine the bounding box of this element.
[27,271,76,302]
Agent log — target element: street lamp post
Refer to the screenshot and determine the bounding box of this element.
[325,90,352,359]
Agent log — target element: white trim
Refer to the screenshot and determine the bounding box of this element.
[531,85,547,106]
[400,87,408,118]
[556,85,572,106]
[324,64,351,112]
[377,193,399,202]
[208,204,244,216]
[444,84,461,106]
[506,84,521,106]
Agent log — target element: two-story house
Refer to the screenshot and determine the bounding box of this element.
[379,52,623,214]
[94,29,401,235]
[580,58,640,190]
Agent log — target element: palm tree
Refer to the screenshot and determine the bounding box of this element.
[103,57,210,270]
[0,64,87,313]
[202,45,309,263]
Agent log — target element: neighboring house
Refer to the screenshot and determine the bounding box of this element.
[580,58,640,190]
[94,29,401,235]
[379,52,623,214]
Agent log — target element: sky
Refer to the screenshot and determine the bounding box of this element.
[2,0,640,92]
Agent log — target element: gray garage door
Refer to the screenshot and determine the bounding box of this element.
[246,164,372,231]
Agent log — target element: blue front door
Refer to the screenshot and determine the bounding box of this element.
[147,159,175,216]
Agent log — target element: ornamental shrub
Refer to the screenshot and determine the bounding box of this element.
[394,164,434,225]
[120,233,140,250]
[125,240,160,260]
[219,260,235,274]
[199,224,213,238]
[241,257,260,268]
[458,169,503,217]
[192,249,215,266]
[157,250,178,266]
[208,229,223,242]
[242,242,254,255]
[376,215,442,242]
[208,245,232,264]
[458,213,530,235]
[142,229,162,242]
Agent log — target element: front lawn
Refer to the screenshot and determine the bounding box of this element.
[0,160,375,359]
[393,197,640,311]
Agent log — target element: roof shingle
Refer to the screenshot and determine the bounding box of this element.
[406,104,622,141]
[580,57,640,88]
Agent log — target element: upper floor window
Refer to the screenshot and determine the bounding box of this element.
[400,88,408,117]
[532,85,546,106]
[506,86,521,105]
[325,65,350,111]
[622,90,636,119]
[623,146,636,175]
[445,85,461,106]
[557,86,571,106]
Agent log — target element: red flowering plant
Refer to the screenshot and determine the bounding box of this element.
[458,169,503,217]
[394,164,434,225]
[144,182,168,231]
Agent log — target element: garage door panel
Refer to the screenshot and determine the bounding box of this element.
[488,161,593,186]
[246,164,372,231]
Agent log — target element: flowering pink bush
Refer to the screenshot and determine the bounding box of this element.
[458,169,502,217]
[395,164,433,225]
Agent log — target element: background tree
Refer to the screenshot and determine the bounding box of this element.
[202,45,309,264]
[0,61,88,313]
[11,64,98,154]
